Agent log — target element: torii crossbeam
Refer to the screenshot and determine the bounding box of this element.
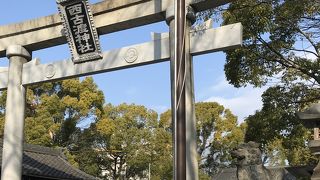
[0,23,242,89]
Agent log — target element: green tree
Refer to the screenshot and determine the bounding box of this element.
[222,0,319,88]
[0,77,104,147]
[195,102,246,175]
[245,86,317,166]
[71,123,103,177]
[217,0,320,166]
[160,102,246,176]
[0,77,104,169]
[75,103,173,179]
[29,77,104,147]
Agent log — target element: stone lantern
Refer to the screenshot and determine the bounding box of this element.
[297,103,320,179]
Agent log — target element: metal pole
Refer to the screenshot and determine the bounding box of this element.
[1,45,31,180]
[167,1,198,179]
[175,0,186,179]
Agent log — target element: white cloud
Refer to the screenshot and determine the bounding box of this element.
[209,76,230,92]
[197,76,232,100]
[204,88,265,123]
[199,75,267,123]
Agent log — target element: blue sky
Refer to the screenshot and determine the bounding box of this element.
[0,0,266,125]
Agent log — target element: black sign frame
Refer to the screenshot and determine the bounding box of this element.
[57,0,102,63]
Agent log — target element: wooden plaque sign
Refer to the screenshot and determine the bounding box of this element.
[56,0,102,63]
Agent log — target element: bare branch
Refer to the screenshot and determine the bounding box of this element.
[288,48,319,58]
[257,36,320,84]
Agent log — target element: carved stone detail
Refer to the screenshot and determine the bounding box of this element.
[124,48,138,63]
[231,142,296,180]
[45,64,56,79]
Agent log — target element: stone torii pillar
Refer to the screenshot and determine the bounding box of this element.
[1,45,31,180]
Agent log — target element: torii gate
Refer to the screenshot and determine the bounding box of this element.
[0,0,242,179]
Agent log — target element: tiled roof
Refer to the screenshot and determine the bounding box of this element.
[0,141,99,180]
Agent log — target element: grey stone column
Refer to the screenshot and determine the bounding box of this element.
[166,5,198,180]
[1,45,31,180]
[184,7,198,180]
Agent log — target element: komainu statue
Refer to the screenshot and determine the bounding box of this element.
[231,141,296,180]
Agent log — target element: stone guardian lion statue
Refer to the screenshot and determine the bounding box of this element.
[231,141,296,180]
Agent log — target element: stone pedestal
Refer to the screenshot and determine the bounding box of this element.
[297,103,320,179]
[312,162,320,180]
[309,140,320,179]
[309,140,320,154]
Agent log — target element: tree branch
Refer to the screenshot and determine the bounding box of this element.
[296,28,320,56]
[257,36,320,84]
[288,48,319,58]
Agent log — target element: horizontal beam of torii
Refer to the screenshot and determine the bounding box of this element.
[0,23,242,90]
[0,0,233,57]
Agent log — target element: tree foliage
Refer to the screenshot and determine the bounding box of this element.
[222,0,319,88]
[73,101,244,178]
[195,102,246,175]
[0,77,104,147]
[0,74,246,178]
[74,103,173,179]
[215,0,320,166]
[245,86,317,166]
[161,102,246,176]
